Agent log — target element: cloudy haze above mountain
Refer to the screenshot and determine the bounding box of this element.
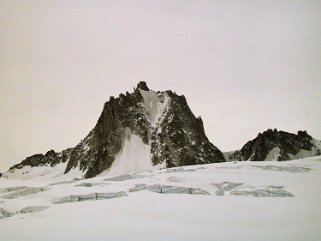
[1,0,320,171]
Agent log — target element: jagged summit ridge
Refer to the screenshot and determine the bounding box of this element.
[227,129,321,161]
[4,82,225,179]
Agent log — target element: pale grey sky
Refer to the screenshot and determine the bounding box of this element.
[1,0,320,171]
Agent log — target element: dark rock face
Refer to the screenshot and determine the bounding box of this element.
[136,81,149,91]
[7,82,225,178]
[229,129,318,161]
[151,91,225,167]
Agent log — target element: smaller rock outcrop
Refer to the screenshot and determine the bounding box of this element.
[227,129,321,161]
[8,149,72,171]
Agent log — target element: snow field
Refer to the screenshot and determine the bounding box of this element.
[1,156,321,241]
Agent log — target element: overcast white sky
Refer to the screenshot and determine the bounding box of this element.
[1,0,320,171]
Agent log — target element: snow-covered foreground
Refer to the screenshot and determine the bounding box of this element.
[1,157,321,241]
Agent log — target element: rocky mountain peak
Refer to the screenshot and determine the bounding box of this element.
[4,82,226,180]
[136,81,150,91]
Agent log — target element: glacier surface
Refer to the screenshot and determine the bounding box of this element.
[0,156,321,241]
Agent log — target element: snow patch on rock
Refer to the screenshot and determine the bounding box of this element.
[139,89,170,127]
[265,147,281,161]
[106,129,164,176]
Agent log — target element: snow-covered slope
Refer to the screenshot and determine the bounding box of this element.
[1,156,321,241]
[2,162,84,182]
[103,128,165,176]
